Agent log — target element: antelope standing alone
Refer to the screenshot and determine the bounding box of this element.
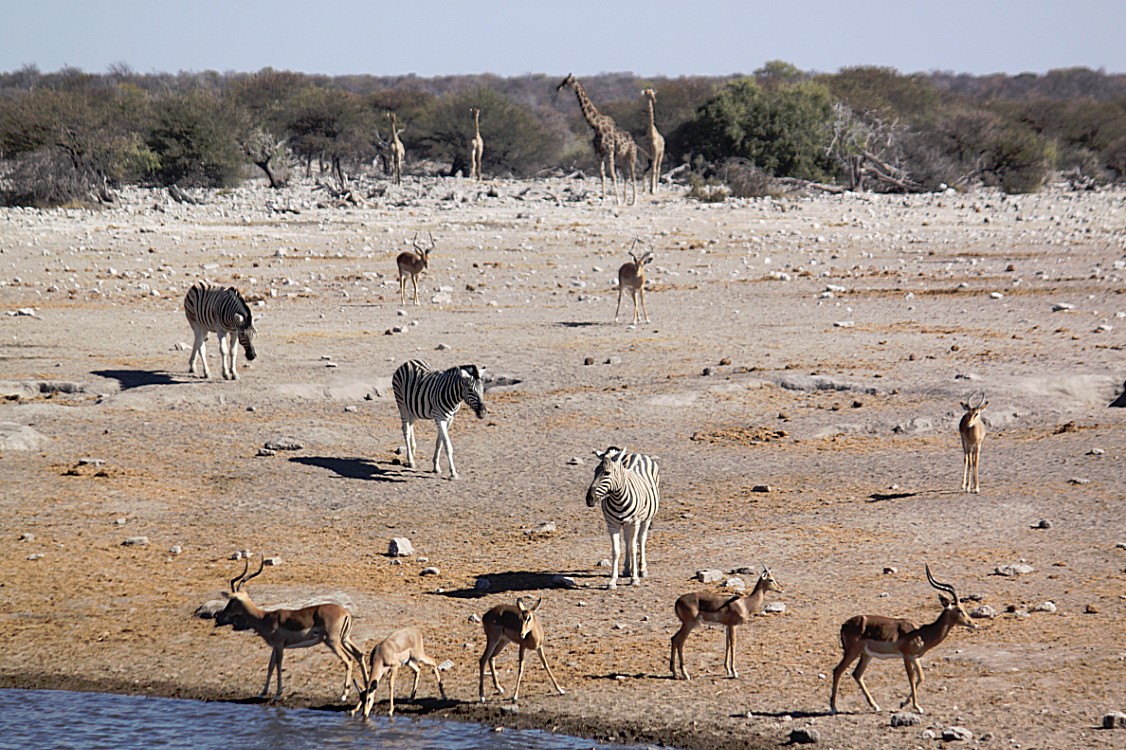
[670,566,783,680]
[397,232,434,306]
[215,557,367,702]
[959,393,987,493]
[615,246,653,324]
[829,564,977,715]
[479,598,565,703]
[351,626,446,719]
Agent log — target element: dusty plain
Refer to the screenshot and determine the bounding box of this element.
[0,176,1124,750]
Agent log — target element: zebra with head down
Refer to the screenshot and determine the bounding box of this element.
[391,359,487,480]
[183,281,257,380]
[585,446,661,589]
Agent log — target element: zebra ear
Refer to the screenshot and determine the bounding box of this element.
[459,365,480,379]
[233,313,245,327]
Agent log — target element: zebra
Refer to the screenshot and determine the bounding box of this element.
[391,359,487,480]
[183,281,257,380]
[584,446,661,589]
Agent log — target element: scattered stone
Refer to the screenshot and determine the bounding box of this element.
[764,602,787,614]
[343,405,357,412]
[989,291,1004,299]
[596,559,611,568]
[719,357,732,366]
[724,577,746,589]
[1031,519,1053,529]
[833,320,854,328]
[1031,601,1057,613]
[890,712,922,727]
[567,456,584,465]
[751,485,772,493]
[787,727,820,744]
[942,726,974,742]
[0,423,50,452]
[256,448,276,457]
[920,729,937,740]
[583,357,595,365]
[122,536,149,547]
[994,563,1034,576]
[524,521,557,536]
[1088,448,1105,455]
[1085,603,1100,614]
[264,438,303,451]
[435,343,451,350]
[168,545,183,556]
[552,575,578,589]
[438,659,455,672]
[113,518,127,526]
[27,553,44,561]
[19,533,34,542]
[1068,477,1090,485]
[1102,712,1126,729]
[193,600,227,619]
[970,605,997,619]
[696,569,723,584]
[77,458,105,467]
[420,567,440,576]
[388,538,414,557]
[1052,302,1075,312]
[883,566,898,575]
[263,557,281,567]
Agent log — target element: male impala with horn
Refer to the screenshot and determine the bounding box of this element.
[215,556,367,702]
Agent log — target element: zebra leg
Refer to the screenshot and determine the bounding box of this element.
[624,522,641,585]
[401,418,416,469]
[228,330,240,380]
[434,418,457,479]
[217,330,233,380]
[637,516,653,579]
[189,328,210,378]
[606,523,622,589]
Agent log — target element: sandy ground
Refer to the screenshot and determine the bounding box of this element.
[0,176,1124,750]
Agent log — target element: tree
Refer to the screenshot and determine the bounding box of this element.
[285,87,374,186]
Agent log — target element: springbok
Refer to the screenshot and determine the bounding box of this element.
[478,597,565,703]
[351,627,446,719]
[397,232,434,306]
[215,557,367,702]
[615,245,654,324]
[829,564,977,715]
[670,565,783,680]
[959,392,987,493]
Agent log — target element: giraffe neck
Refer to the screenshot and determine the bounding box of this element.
[647,98,656,132]
[571,80,607,131]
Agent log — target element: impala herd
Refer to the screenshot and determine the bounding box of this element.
[205,244,990,722]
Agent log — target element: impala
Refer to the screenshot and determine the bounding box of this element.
[959,392,987,493]
[829,564,977,714]
[479,597,565,703]
[397,231,434,306]
[351,626,446,719]
[616,245,653,324]
[670,565,783,680]
[215,557,367,702]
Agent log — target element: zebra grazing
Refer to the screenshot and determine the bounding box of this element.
[584,446,661,589]
[391,359,487,480]
[183,281,257,380]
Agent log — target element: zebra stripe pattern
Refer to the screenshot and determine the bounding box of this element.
[391,359,487,480]
[584,446,661,588]
[184,281,257,380]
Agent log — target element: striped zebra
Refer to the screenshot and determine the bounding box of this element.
[183,281,257,380]
[391,359,487,480]
[584,446,661,589]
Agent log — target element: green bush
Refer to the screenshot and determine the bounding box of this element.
[147,91,245,187]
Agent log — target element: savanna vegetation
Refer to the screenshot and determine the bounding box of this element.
[0,62,1123,206]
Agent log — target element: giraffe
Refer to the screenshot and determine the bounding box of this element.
[556,73,637,206]
[642,89,665,194]
[387,112,405,186]
[470,108,484,181]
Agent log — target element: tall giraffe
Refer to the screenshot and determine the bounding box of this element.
[556,73,637,206]
[470,108,484,181]
[642,89,665,194]
[387,112,405,186]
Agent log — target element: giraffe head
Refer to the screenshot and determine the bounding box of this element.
[556,73,576,92]
[643,88,657,102]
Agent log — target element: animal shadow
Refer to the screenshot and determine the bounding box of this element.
[1110,380,1126,407]
[289,456,406,483]
[92,369,180,391]
[558,321,599,328]
[436,570,575,599]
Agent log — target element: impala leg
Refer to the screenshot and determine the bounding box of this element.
[670,622,695,680]
[324,633,360,702]
[480,639,507,701]
[962,450,971,492]
[412,274,420,305]
[416,654,445,700]
[971,445,981,493]
[399,276,407,305]
[830,649,857,713]
[852,654,881,712]
[614,285,624,320]
[512,644,527,702]
[638,285,649,323]
[901,657,924,713]
[537,646,565,695]
[407,660,422,700]
[726,625,739,678]
[388,665,398,717]
[260,649,279,698]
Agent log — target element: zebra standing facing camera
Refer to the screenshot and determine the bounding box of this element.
[391,359,487,480]
[183,281,257,380]
[585,446,661,589]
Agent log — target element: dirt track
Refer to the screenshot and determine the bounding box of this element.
[1,177,1124,749]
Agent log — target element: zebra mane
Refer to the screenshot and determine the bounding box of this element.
[228,286,253,330]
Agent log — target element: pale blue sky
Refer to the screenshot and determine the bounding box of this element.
[4,1,1124,78]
